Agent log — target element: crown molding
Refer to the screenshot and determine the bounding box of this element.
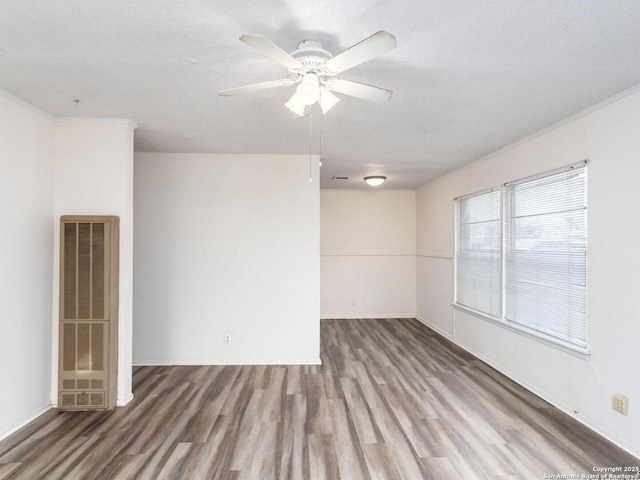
[55,117,138,129]
[420,81,640,189]
[0,88,55,121]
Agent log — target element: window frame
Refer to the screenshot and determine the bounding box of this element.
[454,187,502,320]
[453,161,589,356]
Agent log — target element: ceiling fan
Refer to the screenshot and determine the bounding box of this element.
[218,31,397,116]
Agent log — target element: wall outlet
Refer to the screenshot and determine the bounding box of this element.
[612,393,628,415]
[224,334,232,345]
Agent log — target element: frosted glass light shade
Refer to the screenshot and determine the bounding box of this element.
[285,93,307,116]
[364,176,386,186]
[319,87,340,114]
[296,73,320,105]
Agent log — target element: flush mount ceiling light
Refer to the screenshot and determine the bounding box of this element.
[219,31,397,116]
[364,176,386,186]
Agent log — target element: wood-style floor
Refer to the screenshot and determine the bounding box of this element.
[0,319,637,479]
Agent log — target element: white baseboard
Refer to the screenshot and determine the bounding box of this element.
[321,314,415,320]
[117,392,134,407]
[415,314,453,339]
[0,406,53,442]
[132,358,323,367]
[414,315,640,460]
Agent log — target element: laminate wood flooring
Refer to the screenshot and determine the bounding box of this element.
[0,318,637,479]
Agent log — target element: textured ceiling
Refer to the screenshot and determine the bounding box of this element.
[1,1,640,189]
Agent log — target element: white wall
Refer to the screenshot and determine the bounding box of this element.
[416,87,640,457]
[53,119,136,406]
[0,92,54,437]
[321,190,416,318]
[133,153,320,365]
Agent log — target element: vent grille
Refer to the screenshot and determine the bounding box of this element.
[62,322,105,372]
[63,222,108,321]
[332,176,350,181]
[59,216,118,411]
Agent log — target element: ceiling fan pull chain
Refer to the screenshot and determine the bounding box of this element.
[318,88,323,168]
[309,103,313,182]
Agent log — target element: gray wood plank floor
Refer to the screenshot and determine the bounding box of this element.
[0,318,637,479]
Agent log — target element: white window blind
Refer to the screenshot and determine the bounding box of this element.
[456,189,501,318]
[504,164,587,348]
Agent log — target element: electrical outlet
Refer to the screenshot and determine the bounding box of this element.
[612,393,628,415]
[224,334,232,345]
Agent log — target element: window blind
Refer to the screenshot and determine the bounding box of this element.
[456,189,501,318]
[504,165,587,348]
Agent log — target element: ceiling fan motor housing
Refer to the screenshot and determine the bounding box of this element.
[289,40,335,80]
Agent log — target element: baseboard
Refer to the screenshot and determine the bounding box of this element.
[117,392,134,407]
[321,314,415,320]
[0,406,53,442]
[415,314,453,339]
[132,358,323,367]
[414,315,640,460]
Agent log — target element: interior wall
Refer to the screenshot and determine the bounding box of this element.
[415,88,640,457]
[53,119,136,406]
[133,153,320,365]
[320,189,416,318]
[0,92,54,438]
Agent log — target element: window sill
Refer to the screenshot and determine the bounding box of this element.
[452,303,591,359]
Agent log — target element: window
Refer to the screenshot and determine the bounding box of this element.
[504,165,587,348]
[455,162,587,351]
[456,188,501,318]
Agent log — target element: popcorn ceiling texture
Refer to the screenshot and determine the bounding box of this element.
[1,0,640,188]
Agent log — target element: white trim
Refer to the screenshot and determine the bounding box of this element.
[320,314,415,320]
[55,117,138,129]
[132,358,323,367]
[415,314,453,340]
[420,82,640,190]
[320,254,415,257]
[0,88,54,120]
[416,254,454,260]
[0,406,53,442]
[116,392,134,407]
[452,303,591,358]
[414,315,640,461]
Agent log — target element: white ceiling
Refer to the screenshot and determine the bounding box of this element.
[2,1,640,189]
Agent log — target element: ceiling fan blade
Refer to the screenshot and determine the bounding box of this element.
[327,79,392,104]
[324,31,396,74]
[240,35,302,69]
[218,79,295,96]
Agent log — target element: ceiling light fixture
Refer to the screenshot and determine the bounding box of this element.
[319,87,340,114]
[285,73,341,116]
[284,93,307,116]
[296,73,320,105]
[219,32,397,118]
[364,176,386,186]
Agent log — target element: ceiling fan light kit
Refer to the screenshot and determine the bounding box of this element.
[364,176,386,187]
[319,87,340,114]
[219,31,397,116]
[284,93,308,116]
[295,73,320,105]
